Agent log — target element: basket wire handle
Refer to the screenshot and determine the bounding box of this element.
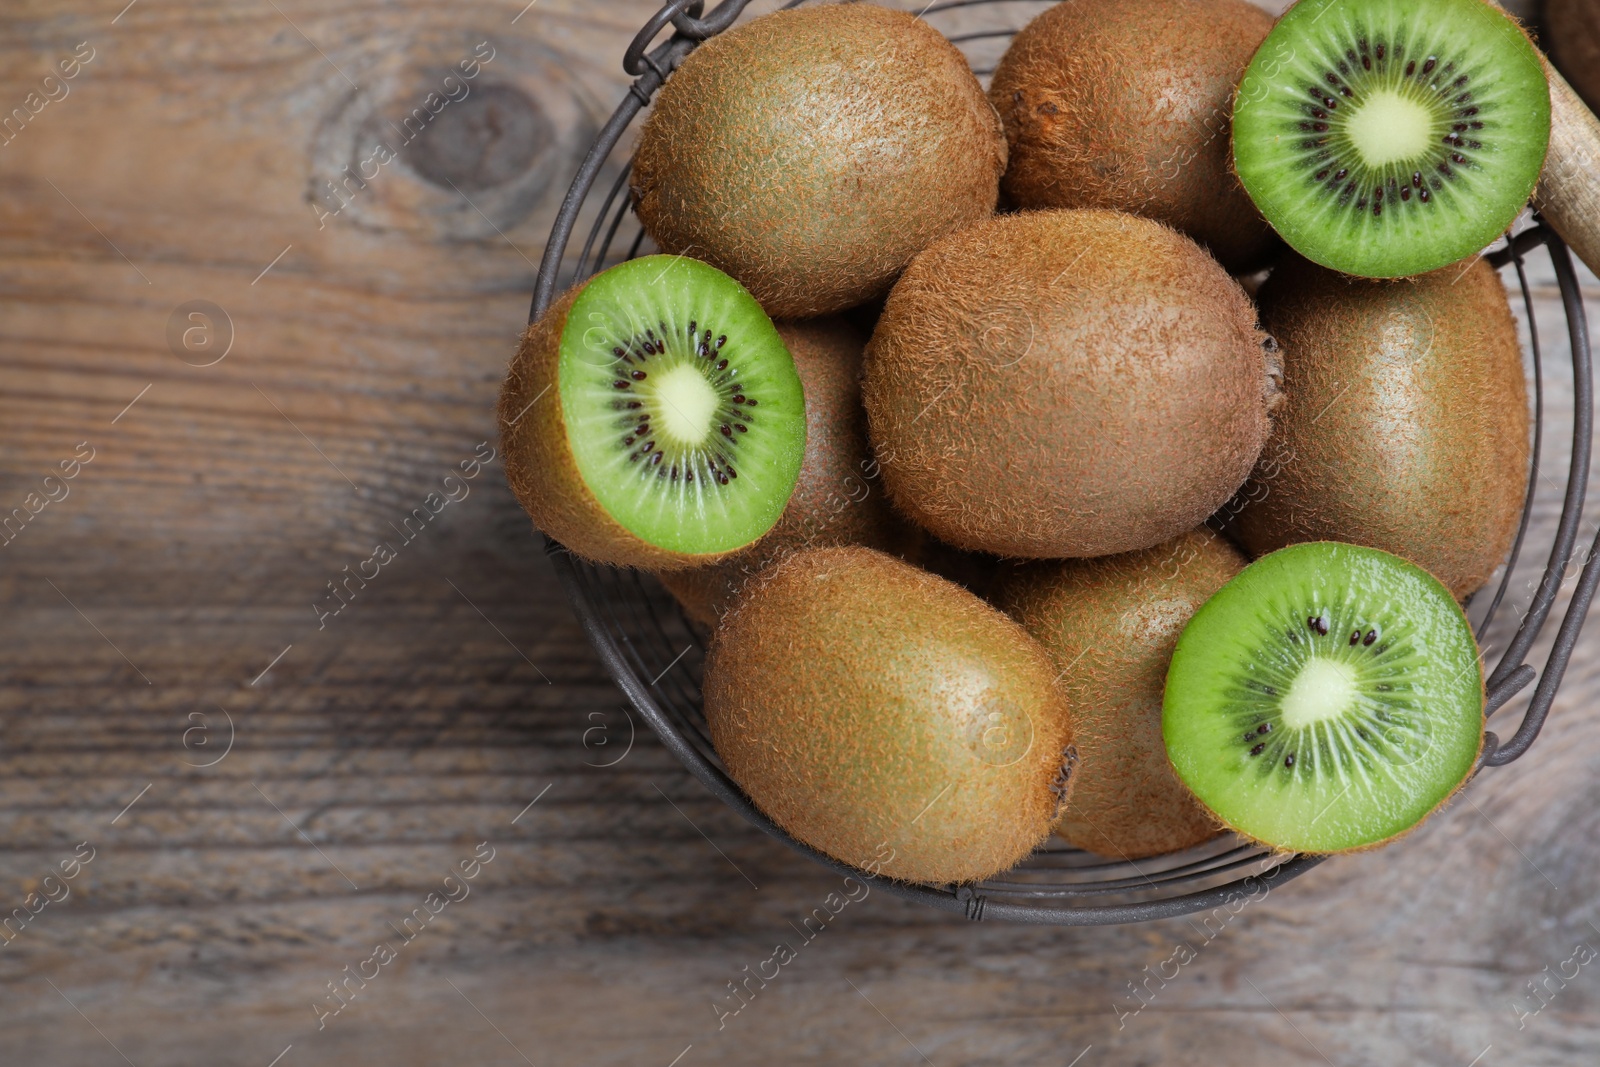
[1483,232,1598,767]
[623,1,703,77]
[623,0,759,75]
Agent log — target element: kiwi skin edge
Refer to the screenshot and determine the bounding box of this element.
[499,283,732,573]
[1225,257,1530,601]
[995,528,1241,861]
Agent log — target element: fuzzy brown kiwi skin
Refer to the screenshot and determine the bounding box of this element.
[995,528,1241,860]
[863,208,1277,560]
[1225,258,1530,600]
[704,546,1076,886]
[989,0,1278,272]
[498,284,732,573]
[1548,0,1600,112]
[630,4,1007,319]
[657,318,906,626]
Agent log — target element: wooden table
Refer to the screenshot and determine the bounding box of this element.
[0,1,1594,1063]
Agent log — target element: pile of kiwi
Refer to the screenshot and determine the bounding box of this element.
[500,0,1557,886]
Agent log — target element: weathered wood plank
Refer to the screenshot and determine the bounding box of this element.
[0,0,1595,1064]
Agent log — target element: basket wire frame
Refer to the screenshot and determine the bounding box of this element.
[527,0,1599,925]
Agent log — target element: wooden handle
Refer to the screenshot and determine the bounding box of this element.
[1535,65,1600,280]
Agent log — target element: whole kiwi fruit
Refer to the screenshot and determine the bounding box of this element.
[704,546,1075,885]
[863,208,1278,560]
[1226,256,1530,600]
[989,0,1277,271]
[1548,0,1600,112]
[658,318,904,625]
[630,4,1006,318]
[995,529,1243,860]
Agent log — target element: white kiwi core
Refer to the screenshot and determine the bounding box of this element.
[1279,656,1361,731]
[652,363,719,446]
[1347,90,1435,167]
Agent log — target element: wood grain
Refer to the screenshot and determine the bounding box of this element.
[0,1,1597,1065]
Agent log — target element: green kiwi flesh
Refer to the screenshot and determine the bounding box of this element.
[989,0,1278,271]
[996,529,1244,860]
[1226,255,1529,600]
[630,4,1007,318]
[1164,541,1485,854]
[1232,0,1550,279]
[863,209,1276,559]
[704,546,1075,885]
[657,318,905,626]
[499,255,806,570]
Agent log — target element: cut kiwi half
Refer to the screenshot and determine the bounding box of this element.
[1163,542,1485,853]
[499,255,806,570]
[1232,0,1550,278]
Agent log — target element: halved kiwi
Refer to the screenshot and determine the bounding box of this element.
[1163,541,1485,854]
[1232,0,1550,278]
[498,255,806,570]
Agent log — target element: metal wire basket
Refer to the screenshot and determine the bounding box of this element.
[528,0,1599,925]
